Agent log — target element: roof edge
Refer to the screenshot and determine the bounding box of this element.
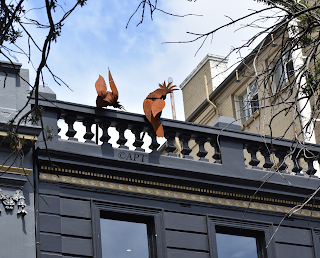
[185,33,275,122]
[179,54,228,90]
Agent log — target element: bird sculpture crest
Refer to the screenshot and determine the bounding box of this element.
[95,68,124,110]
[143,81,178,137]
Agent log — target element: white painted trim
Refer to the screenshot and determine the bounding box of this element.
[179,54,228,89]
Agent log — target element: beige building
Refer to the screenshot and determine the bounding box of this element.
[178,34,320,173]
[180,39,302,142]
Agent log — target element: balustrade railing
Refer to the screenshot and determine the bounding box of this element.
[36,98,320,178]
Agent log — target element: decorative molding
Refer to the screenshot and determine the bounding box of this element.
[40,172,320,218]
[0,130,39,153]
[0,174,27,188]
[0,110,15,119]
[0,165,32,175]
[40,165,320,210]
[0,189,27,215]
[0,131,38,141]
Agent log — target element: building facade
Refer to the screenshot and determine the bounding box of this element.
[1,61,320,258]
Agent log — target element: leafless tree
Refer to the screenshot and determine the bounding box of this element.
[0,0,89,174]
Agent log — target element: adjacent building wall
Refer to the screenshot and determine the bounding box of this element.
[180,39,301,142]
[0,61,37,258]
[0,61,30,123]
[180,54,228,120]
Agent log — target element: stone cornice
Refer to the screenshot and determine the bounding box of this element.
[40,172,320,218]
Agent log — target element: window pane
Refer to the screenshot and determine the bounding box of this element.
[249,82,257,95]
[277,63,285,86]
[242,93,250,121]
[101,218,149,258]
[250,94,259,113]
[286,59,294,78]
[216,233,258,258]
[248,82,259,114]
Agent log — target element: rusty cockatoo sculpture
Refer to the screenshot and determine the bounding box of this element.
[95,68,124,110]
[143,81,178,137]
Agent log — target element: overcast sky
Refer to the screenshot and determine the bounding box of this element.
[10,0,275,122]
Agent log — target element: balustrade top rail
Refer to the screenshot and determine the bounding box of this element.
[35,98,320,151]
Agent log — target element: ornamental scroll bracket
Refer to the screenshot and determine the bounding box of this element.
[0,189,27,215]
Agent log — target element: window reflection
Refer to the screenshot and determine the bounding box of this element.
[100,218,149,258]
[216,233,258,258]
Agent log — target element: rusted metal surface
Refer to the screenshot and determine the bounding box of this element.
[95,68,124,110]
[143,81,178,137]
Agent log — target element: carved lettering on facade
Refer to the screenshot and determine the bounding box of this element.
[115,150,148,163]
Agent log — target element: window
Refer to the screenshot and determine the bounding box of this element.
[215,226,266,258]
[93,201,164,258]
[100,212,155,258]
[235,81,259,124]
[271,48,294,93]
[208,216,275,258]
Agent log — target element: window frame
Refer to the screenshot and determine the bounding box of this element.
[312,229,320,258]
[92,200,165,258]
[207,215,275,258]
[270,47,294,94]
[234,80,260,125]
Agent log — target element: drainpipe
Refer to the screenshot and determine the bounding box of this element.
[289,20,319,176]
[170,90,182,157]
[290,39,316,143]
[204,76,219,115]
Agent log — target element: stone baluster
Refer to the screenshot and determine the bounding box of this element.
[64,115,77,141]
[57,112,61,139]
[180,133,193,160]
[57,125,61,139]
[210,137,221,164]
[305,153,317,176]
[274,148,288,172]
[165,131,177,157]
[82,118,95,143]
[195,136,208,162]
[245,144,260,169]
[132,126,144,152]
[291,150,303,175]
[259,146,274,169]
[116,124,128,149]
[99,121,112,147]
[148,130,160,153]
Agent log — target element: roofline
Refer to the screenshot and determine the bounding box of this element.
[0,60,22,74]
[185,34,273,122]
[179,54,228,90]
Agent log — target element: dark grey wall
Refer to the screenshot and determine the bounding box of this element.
[0,62,40,258]
[33,86,320,258]
[38,194,92,257]
[37,182,318,258]
[0,148,36,258]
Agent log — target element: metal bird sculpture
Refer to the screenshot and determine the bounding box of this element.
[95,68,124,110]
[143,81,178,137]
